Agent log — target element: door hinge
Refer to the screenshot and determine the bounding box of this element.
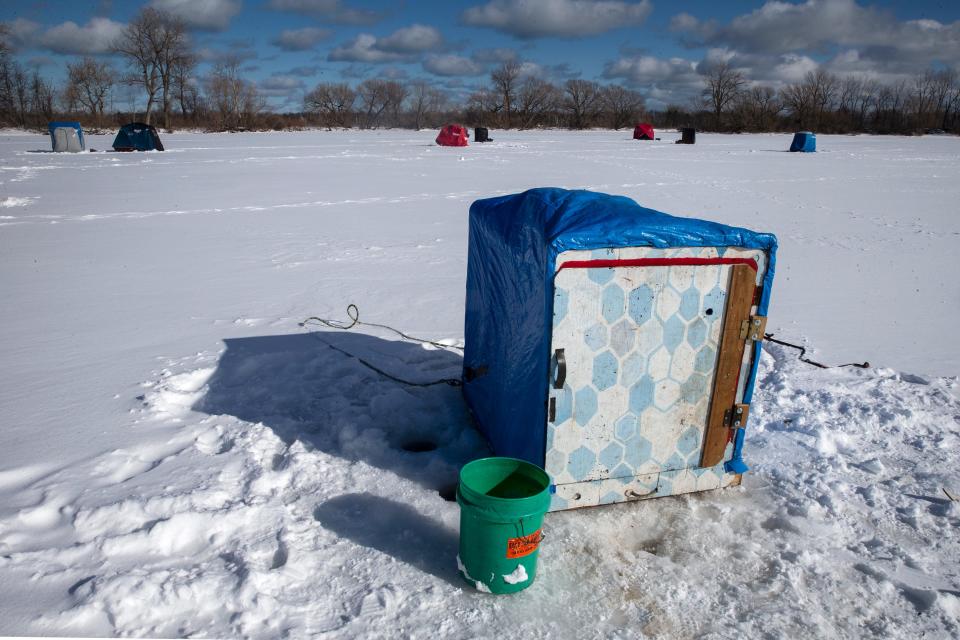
[723,403,750,429]
[739,315,767,342]
[548,397,556,422]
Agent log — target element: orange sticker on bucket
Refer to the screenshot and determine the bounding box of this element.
[506,529,543,559]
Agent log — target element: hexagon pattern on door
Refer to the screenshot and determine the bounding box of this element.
[546,246,765,510]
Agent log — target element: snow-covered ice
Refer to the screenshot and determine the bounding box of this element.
[0,130,958,637]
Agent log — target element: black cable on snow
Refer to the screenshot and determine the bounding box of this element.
[299,304,462,388]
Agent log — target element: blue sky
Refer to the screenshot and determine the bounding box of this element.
[3,1,959,110]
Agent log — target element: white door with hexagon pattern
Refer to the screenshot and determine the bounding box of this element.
[544,247,762,510]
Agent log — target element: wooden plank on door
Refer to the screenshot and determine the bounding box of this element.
[700,264,757,468]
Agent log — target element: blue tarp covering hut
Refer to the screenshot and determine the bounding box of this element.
[48,121,85,152]
[463,188,778,509]
[112,122,164,152]
[790,131,816,152]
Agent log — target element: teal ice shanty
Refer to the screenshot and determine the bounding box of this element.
[112,122,165,152]
[790,131,816,152]
[462,188,777,511]
[48,121,85,152]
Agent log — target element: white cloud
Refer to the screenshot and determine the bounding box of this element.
[771,53,820,84]
[329,34,405,63]
[471,47,519,63]
[149,0,242,31]
[38,18,126,55]
[462,0,652,39]
[603,54,703,108]
[266,0,381,25]
[672,0,960,70]
[260,74,306,96]
[378,66,409,80]
[328,24,446,63]
[377,24,443,53]
[272,27,331,51]
[423,54,485,77]
[3,18,41,50]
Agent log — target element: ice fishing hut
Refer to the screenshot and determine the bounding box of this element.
[633,123,655,140]
[676,127,696,145]
[48,121,85,152]
[790,131,816,152]
[436,124,469,147]
[112,122,164,152]
[463,188,777,511]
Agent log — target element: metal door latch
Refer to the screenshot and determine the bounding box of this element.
[739,315,767,341]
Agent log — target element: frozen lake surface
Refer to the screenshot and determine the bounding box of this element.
[0,130,958,637]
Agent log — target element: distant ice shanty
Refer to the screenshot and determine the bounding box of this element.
[113,122,165,152]
[790,131,816,152]
[48,121,85,152]
[463,188,778,511]
[436,124,469,147]
[633,123,655,140]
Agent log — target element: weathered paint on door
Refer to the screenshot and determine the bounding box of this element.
[545,246,765,510]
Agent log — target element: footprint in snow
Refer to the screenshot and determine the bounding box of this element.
[194,426,234,456]
[91,439,192,484]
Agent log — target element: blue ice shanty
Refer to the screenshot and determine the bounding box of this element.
[462,188,777,511]
[790,131,816,152]
[112,122,165,152]
[48,121,85,152]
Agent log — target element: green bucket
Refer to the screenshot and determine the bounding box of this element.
[456,457,551,594]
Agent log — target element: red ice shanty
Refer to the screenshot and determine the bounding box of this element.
[436,124,469,147]
[633,123,655,140]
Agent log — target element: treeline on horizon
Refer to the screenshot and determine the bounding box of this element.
[2,8,959,137]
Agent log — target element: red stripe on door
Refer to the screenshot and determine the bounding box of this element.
[557,257,758,272]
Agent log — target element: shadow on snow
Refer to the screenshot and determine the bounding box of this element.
[195,330,488,495]
[313,492,462,586]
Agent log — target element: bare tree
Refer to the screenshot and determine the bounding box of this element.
[926,69,957,130]
[113,8,163,124]
[809,69,838,129]
[356,78,390,129]
[854,79,880,131]
[30,70,53,123]
[738,85,781,131]
[941,71,960,131]
[408,80,444,130]
[601,84,645,130]
[466,87,500,125]
[491,60,522,128]
[172,53,199,122]
[148,12,190,130]
[875,79,908,132]
[207,57,263,130]
[6,64,28,127]
[0,24,23,126]
[66,57,113,128]
[780,80,811,129]
[514,77,559,128]
[383,80,408,128]
[304,82,356,128]
[702,62,745,130]
[563,79,601,129]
